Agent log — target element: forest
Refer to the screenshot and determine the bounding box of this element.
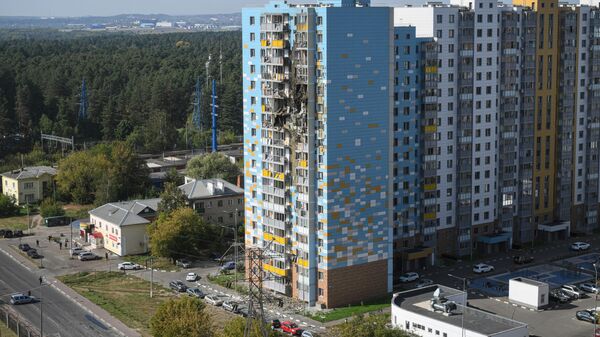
[0,30,242,156]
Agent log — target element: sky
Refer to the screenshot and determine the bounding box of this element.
[0,0,411,17]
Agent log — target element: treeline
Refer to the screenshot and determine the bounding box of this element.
[0,30,242,156]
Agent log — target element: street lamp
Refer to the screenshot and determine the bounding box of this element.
[222,208,240,290]
[593,260,599,335]
[448,273,467,337]
[39,276,44,337]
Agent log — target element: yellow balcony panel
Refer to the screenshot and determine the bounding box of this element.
[261,40,268,47]
[274,172,284,180]
[262,169,272,178]
[263,263,288,277]
[262,104,266,112]
[424,125,437,133]
[271,40,284,48]
[425,66,437,74]
[298,160,308,168]
[297,258,309,268]
[424,212,436,220]
[263,232,287,245]
[424,183,437,192]
[297,23,308,31]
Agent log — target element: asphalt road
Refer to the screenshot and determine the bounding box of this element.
[0,250,122,337]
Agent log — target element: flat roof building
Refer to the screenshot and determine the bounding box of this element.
[392,285,528,337]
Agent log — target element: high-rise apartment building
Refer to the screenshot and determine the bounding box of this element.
[242,0,394,308]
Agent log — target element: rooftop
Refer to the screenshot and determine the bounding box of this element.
[179,178,243,200]
[511,277,548,287]
[1,166,57,180]
[89,198,161,227]
[393,285,527,335]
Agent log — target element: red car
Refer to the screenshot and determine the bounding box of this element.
[281,321,303,335]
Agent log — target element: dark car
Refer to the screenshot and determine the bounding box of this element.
[3,230,13,238]
[18,243,31,251]
[577,310,598,323]
[186,288,206,298]
[169,280,188,292]
[513,255,534,264]
[0,229,5,237]
[14,230,23,237]
[271,319,281,330]
[27,249,41,259]
[176,258,192,268]
[549,289,570,303]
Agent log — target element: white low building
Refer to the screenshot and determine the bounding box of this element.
[508,278,549,310]
[392,285,529,337]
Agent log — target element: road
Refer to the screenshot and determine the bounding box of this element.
[0,250,122,337]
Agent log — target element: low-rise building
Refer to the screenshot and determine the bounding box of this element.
[508,278,549,310]
[179,178,243,227]
[392,285,528,337]
[88,198,160,256]
[1,166,57,204]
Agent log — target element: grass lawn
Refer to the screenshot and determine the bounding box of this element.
[63,204,93,220]
[207,272,247,294]
[0,323,18,337]
[58,271,172,337]
[127,255,180,271]
[0,215,30,231]
[305,297,390,323]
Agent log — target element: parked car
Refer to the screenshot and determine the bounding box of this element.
[3,230,13,238]
[571,242,591,251]
[281,321,303,335]
[415,279,434,288]
[0,229,5,237]
[559,288,579,301]
[562,284,584,299]
[549,289,570,303]
[186,272,199,281]
[577,310,598,323]
[204,295,224,306]
[237,306,249,317]
[70,247,84,256]
[78,252,100,261]
[27,249,41,259]
[176,258,192,268]
[220,261,236,272]
[472,263,494,274]
[399,272,419,283]
[223,300,240,313]
[10,293,35,305]
[301,331,316,337]
[271,319,281,330]
[169,280,187,292]
[513,255,534,264]
[580,283,600,294]
[186,287,206,298]
[18,243,31,251]
[118,262,142,270]
[14,230,23,237]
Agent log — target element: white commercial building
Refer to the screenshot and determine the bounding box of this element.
[392,285,529,337]
[508,277,549,310]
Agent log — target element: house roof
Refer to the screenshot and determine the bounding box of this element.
[1,166,57,180]
[88,198,161,227]
[179,178,243,200]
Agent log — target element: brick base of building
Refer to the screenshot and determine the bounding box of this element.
[316,259,389,308]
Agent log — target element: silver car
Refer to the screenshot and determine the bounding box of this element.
[580,283,600,294]
[204,295,224,306]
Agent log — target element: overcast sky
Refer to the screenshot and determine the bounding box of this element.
[0,0,419,17]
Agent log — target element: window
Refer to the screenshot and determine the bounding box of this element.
[249,16,255,25]
[250,32,255,41]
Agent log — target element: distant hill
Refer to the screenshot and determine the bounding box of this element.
[0,13,241,29]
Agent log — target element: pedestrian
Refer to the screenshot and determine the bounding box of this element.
[27,290,31,297]
[59,242,62,250]
[35,239,39,247]
[38,276,42,285]
[105,252,109,260]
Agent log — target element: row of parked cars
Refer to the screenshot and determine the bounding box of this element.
[0,229,24,238]
[18,243,42,259]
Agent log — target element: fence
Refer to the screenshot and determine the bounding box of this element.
[0,305,41,337]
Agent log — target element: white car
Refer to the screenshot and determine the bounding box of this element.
[118,262,142,270]
[580,283,600,294]
[571,242,591,251]
[415,279,434,288]
[186,272,199,282]
[204,295,224,306]
[473,263,494,274]
[399,272,419,283]
[562,284,584,299]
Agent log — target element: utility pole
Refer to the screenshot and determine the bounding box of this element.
[234,209,238,290]
[150,257,154,298]
[245,247,269,337]
[211,79,218,153]
[39,276,44,337]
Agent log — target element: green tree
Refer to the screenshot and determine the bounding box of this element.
[157,182,187,215]
[0,194,19,217]
[331,314,414,337]
[150,297,214,337]
[186,152,240,183]
[56,151,108,204]
[39,198,65,217]
[148,208,212,262]
[164,168,183,186]
[219,317,282,337]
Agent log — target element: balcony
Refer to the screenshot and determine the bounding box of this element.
[459,49,474,57]
[503,48,518,55]
[264,263,289,277]
[263,232,288,245]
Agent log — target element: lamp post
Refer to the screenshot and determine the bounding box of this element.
[222,208,239,290]
[594,261,599,335]
[448,273,466,337]
[39,276,44,337]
